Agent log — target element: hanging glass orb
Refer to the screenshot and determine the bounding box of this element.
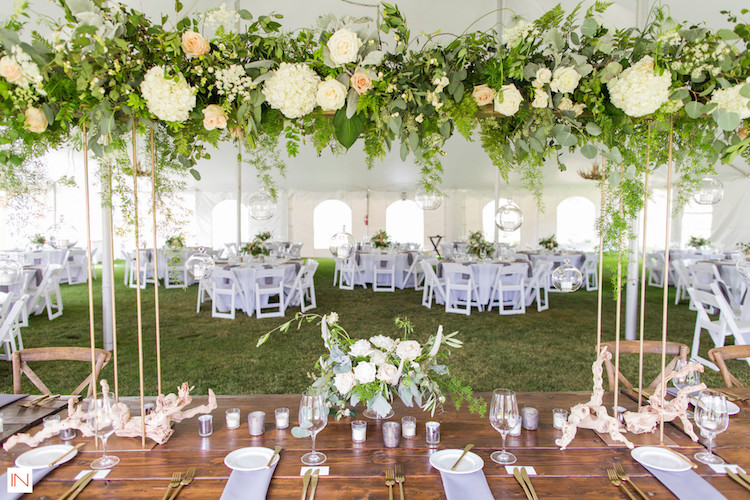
[551,258,583,292]
[329,227,355,259]
[415,187,443,210]
[495,201,523,232]
[185,248,215,281]
[737,256,750,283]
[0,255,23,286]
[693,177,723,205]
[46,216,78,249]
[249,190,276,221]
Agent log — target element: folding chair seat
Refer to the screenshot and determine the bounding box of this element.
[211,269,243,319]
[442,262,482,316]
[420,260,446,309]
[12,347,111,397]
[524,260,552,312]
[488,263,528,315]
[339,256,366,290]
[372,255,396,292]
[402,254,425,290]
[255,268,287,318]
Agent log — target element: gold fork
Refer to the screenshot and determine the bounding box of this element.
[607,468,636,500]
[168,467,195,500]
[613,461,648,500]
[162,472,181,500]
[385,468,395,500]
[394,464,405,500]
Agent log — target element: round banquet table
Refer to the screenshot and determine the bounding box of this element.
[356,251,419,289]
[434,260,530,306]
[212,261,299,314]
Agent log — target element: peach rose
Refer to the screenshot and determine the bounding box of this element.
[472,84,495,107]
[181,31,210,58]
[350,71,373,95]
[202,104,227,130]
[24,107,47,133]
[0,55,24,84]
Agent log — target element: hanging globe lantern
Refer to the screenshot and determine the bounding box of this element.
[185,248,215,281]
[415,187,443,210]
[495,201,523,232]
[329,227,355,259]
[737,256,750,283]
[249,190,276,221]
[551,258,583,292]
[0,255,23,286]
[693,177,723,205]
[46,216,78,249]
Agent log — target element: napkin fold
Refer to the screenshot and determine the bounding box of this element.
[0,467,53,500]
[0,394,28,409]
[220,462,278,500]
[643,465,726,500]
[439,470,494,500]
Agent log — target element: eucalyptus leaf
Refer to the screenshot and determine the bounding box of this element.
[361,50,384,66]
[398,384,414,407]
[552,124,577,147]
[409,131,419,150]
[400,140,408,161]
[685,101,703,119]
[585,122,602,136]
[389,116,402,135]
[291,426,311,438]
[740,84,750,99]
[670,88,690,101]
[581,18,599,37]
[346,89,359,119]
[439,121,451,139]
[712,108,741,131]
[717,28,739,40]
[581,143,599,159]
[189,168,200,181]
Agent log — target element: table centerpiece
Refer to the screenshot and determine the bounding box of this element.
[371,230,391,250]
[467,230,493,259]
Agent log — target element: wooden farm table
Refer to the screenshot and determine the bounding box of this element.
[2,391,750,499]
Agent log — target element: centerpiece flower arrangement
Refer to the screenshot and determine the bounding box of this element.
[242,238,269,257]
[165,235,185,248]
[29,233,45,248]
[370,230,391,250]
[688,235,711,250]
[539,234,559,251]
[257,313,486,420]
[255,231,272,242]
[738,242,750,256]
[467,231,493,259]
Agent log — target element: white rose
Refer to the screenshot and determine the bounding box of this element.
[368,349,387,366]
[326,312,339,325]
[349,339,372,358]
[24,107,47,133]
[376,363,400,385]
[536,67,552,84]
[571,102,586,117]
[370,335,397,352]
[549,66,581,94]
[531,90,549,109]
[0,55,23,84]
[327,28,363,66]
[395,340,422,361]
[334,371,356,395]
[472,84,495,107]
[558,97,574,112]
[353,361,376,384]
[493,83,523,117]
[316,79,347,111]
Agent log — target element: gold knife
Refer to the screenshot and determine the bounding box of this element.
[451,444,474,471]
[738,469,750,485]
[520,467,539,500]
[266,446,282,468]
[23,394,50,408]
[300,469,312,500]
[67,471,95,500]
[513,468,532,500]
[727,470,750,493]
[308,469,320,500]
[48,443,85,468]
[58,471,95,500]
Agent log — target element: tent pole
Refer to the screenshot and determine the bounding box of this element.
[625,220,639,340]
[493,166,499,243]
[236,141,242,248]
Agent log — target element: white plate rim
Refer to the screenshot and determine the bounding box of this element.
[631,446,691,472]
[689,396,740,415]
[15,444,77,469]
[224,447,279,471]
[429,449,484,474]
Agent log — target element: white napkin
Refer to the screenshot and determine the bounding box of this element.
[439,470,494,500]
[0,467,53,500]
[220,462,278,500]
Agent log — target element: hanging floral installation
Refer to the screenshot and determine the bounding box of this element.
[0,0,749,247]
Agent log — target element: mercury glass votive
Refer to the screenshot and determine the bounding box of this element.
[401,416,416,438]
[552,408,568,430]
[425,421,440,445]
[521,407,539,430]
[248,411,265,436]
[383,421,401,448]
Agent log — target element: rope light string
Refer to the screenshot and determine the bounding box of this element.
[637,122,651,408]
[82,123,98,399]
[150,128,162,395]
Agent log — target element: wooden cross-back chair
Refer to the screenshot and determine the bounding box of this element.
[12,347,111,397]
[708,345,750,388]
[602,341,689,394]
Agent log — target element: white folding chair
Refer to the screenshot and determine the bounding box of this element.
[402,254,425,290]
[488,263,528,315]
[420,260,446,309]
[372,255,396,292]
[127,250,155,289]
[439,242,454,259]
[196,276,213,313]
[332,257,343,287]
[0,296,29,361]
[62,249,88,285]
[211,269,243,319]
[30,265,63,320]
[255,268,287,318]
[672,260,693,305]
[711,282,750,366]
[288,243,303,259]
[524,260,552,312]
[339,256,366,290]
[687,288,729,371]
[581,254,599,291]
[443,262,482,316]
[646,252,665,287]
[225,243,238,258]
[122,250,133,286]
[285,260,318,312]
[164,248,188,289]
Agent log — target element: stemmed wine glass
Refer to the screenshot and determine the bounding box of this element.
[672,358,701,392]
[85,391,120,469]
[489,388,519,465]
[693,389,729,465]
[299,387,328,465]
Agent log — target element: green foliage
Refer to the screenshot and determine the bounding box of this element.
[538,234,559,251]
[688,235,711,249]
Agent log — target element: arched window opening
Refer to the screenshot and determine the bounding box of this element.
[314,200,352,249]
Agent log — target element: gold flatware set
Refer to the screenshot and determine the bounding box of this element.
[57,470,95,500]
[727,468,750,492]
[612,461,648,500]
[22,393,60,408]
[301,469,320,500]
[513,467,538,500]
[384,466,406,499]
[164,467,195,500]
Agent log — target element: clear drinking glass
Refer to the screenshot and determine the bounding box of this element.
[673,358,701,392]
[489,388,519,465]
[85,392,120,469]
[693,389,729,465]
[299,387,328,465]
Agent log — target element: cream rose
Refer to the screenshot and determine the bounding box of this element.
[334,371,356,395]
[531,90,549,108]
[181,31,210,58]
[327,28,363,66]
[368,349,387,366]
[370,335,396,352]
[0,55,23,84]
[536,67,552,84]
[493,83,523,116]
[350,71,373,95]
[316,79,347,111]
[395,340,422,362]
[558,97,574,112]
[472,84,495,107]
[349,339,372,358]
[201,104,228,130]
[376,363,400,385]
[550,66,581,94]
[353,361,376,384]
[24,107,47,133]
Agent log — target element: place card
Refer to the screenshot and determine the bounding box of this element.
[299,466,329,476]
[708,463,746,474]
[505,466,537,475]
[75,470,110,480]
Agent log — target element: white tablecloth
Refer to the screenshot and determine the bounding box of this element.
[356,252,418,289]
[435,261,528,306]
[213,262,298,314]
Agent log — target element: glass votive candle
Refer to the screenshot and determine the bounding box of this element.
[552,408,568,430]
[510,418,522,436]
[225,408,241,429]
[401,416,416,438]
[43,415,61,436]
[248,411,265,436]
[275,407,290,429]
[521,407,539,430]
[425,421,440,445]
[383,421,401,448]
[0,412,4,433]
[351,420,367,443]
[198,414,213,437]
[60,427,76,441]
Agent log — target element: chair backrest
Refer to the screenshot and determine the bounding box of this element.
[12,347,111,397]
[690,262,719,286]
[439,242,454,259]
[709,283,744,334]
[601,340,689,393]
[300,260,319,285]
[442,263,472,285]
[530,260,553,285]
[711,281,742,317]
[582,254,598,271]
[498,263,528,285]
[225,243,238,258]
[212,269,239,292]
[0,297,27,341]
[708,345,750,388]
[687,288,721,329]
[420,260,439,284]
[288,243,303,258]
[255,267,287,286]
[373,254,396,270]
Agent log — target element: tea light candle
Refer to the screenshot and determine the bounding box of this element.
[552,408,568,430]
[510,418,522,436]
[561,280,572,292]
[225,408,240,429]
[401,416,416,438]
[43,415,61,436]
[351,420,367,443]
[275,407,289,429]
[425,421,440,445]
[198,414,213,437]
[248,411,265,436]
[521,407,539,430]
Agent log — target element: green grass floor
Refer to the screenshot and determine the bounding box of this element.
[4,256,749,397]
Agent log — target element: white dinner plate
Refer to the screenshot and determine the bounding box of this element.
[689,397,740,415]
[631,446,691,472]
[15,444,78,469]
[224,447,279,471]
[429,449,484,474]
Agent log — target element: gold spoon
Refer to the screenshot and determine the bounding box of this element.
[451,444,475,471]
[266,445,282,468]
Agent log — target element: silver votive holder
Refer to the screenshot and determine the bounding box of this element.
[425,421,440,445]
[521,407,539,430]
[383,421,401,448]
[60,427,76,440]
[552,408,568,430]
[225,408,241,430]
[198,414,213,437]
[43,415,61,436]
[248,411,265,436]
[351,420,367,443]
[275,407,290,429]
[401,416,416,438]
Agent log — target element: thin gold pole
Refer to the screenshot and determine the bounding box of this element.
[150,128,162,395]
[660,117,675,444]
[132,122,147,448]
[106,145,119,402]
[637,123,652,408]
[596,159,606,354]
[613,162,625,414]
[82,123,98,398]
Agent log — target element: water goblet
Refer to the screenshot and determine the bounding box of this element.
[672,358,701,392]
[299,387,328,465]
[489,388,519,465]
[693,389,729,465]
[85,392,120,469]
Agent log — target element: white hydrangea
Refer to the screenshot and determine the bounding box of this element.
[202,3,241,33]
[607,55,671,117]
[0,46,45,95]
[262,62,321,119]
[215,64,254,102]
[140,66,196,122]
[502,20,540,45]
[710,78,750,120]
